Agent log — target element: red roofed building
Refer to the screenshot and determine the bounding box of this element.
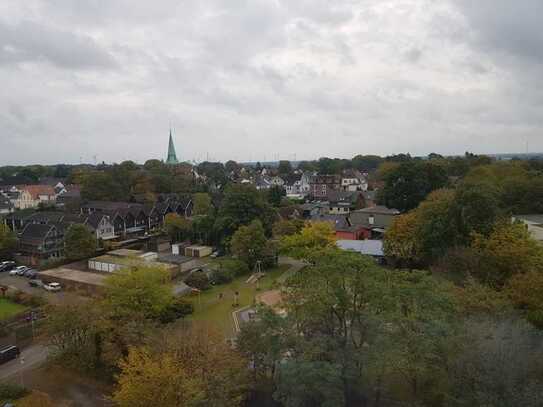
[14,185,57,209]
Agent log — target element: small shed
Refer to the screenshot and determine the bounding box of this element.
[184,245,213,258]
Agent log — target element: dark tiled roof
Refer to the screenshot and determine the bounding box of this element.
[310,214,359,232]
[20,223,54,241]
[26,211,65,224]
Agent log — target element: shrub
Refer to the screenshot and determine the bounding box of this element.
[212,269,235,285]
[159,298,194,323]
[185,271,210,291]
[220,259,250,277]
[0,383,29,401]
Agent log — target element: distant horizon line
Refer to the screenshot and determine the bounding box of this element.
[1,151,542,168]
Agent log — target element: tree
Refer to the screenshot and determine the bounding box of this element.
[272,219,305,238]
[471,221,543,287]
[164,213,192,242]
[278,160,293,176]
[451,181,502,239]
[447,317,543,406]
[114,326,249,407]
[267,185,285,207]
[230,220,267,269]
[507,271,543,327]
[43,302,102,372]
[103,266,174,321]
[383,211,421,266]
[215,184,276,238]
[192,192,213,216]
[64,224,96,260]
[381,161,448,212]
[279,222,336,259]
[0,224,17,259]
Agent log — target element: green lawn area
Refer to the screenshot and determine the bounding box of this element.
[185,264,290,337]
[0,298,27,320]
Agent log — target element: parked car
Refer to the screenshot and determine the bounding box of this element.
[15,266,29,276]
[44,282,61,292]
[0,261,16,272]
[24,270,38,279]
[29,279,44,288]
[8,269,19,276]
[0,345,20,365]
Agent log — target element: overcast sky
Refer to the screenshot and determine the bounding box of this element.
[1,0,542,165]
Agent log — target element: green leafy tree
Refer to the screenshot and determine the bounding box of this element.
[192,192,213,216]
[103,266,174,321]
[267,185,285,207]
[272,219,305,238]
[64,224,96,260]
[114,326,249,407]
[471,221,543,287]
[279,222,336,259]
[214,184,276,238]
[164,213,192,242]
[0,224,17,259]
[381,161,448,212]
[230,220,267,269]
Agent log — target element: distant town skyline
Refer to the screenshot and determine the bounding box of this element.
[1,0,543,165]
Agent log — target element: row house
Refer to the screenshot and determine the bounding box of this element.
[309,174,341,199]
[18,223,65,266]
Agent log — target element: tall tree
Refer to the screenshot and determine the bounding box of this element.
[114,326,249,407]
[230,220,267,269]
[64,224,96,261]
[0,224,17,259]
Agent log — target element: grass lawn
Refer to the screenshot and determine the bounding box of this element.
[186,264,290,337]
[0,298,27,320]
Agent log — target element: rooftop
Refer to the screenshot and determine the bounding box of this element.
[337,239,384,257]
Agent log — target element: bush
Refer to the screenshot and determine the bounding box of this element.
[212,269,235,285]
[185,271,210,291]
[220,259,250,277]
[0,383,29,401]
[6,291,46,308]
[159,298,194,323]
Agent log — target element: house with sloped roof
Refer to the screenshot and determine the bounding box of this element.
[310,213,367,240]
[18,223,65,266]
[13,185,57,209]
[0,195,13,215]
[349,206,400,239]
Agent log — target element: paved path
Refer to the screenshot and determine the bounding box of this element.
[0,344,49,381]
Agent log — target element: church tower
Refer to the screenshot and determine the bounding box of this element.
[166,129,179,165]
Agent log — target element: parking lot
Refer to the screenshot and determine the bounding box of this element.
[0,273,89,305]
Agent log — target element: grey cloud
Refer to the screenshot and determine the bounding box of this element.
[455,0,543,63]
[0,0,542,165]
[0,20,116,69]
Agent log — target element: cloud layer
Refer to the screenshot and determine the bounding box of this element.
[1,0,542,165]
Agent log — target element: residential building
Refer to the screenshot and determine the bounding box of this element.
[349,206,400,239]
[18,223,65,266]
[341,169,368,192]
[309,174,341,199]
[310,213,366,240]
[13,185,57,209]
[0,195,13,215]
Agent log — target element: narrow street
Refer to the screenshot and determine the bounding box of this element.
[0,343,49,381]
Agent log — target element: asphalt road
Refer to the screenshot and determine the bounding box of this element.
[0,344,49,381]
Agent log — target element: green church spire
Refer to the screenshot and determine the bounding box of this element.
[166,129,179,165]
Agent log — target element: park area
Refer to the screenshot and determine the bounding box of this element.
[186,264,290,337]
[0,297,27,321]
